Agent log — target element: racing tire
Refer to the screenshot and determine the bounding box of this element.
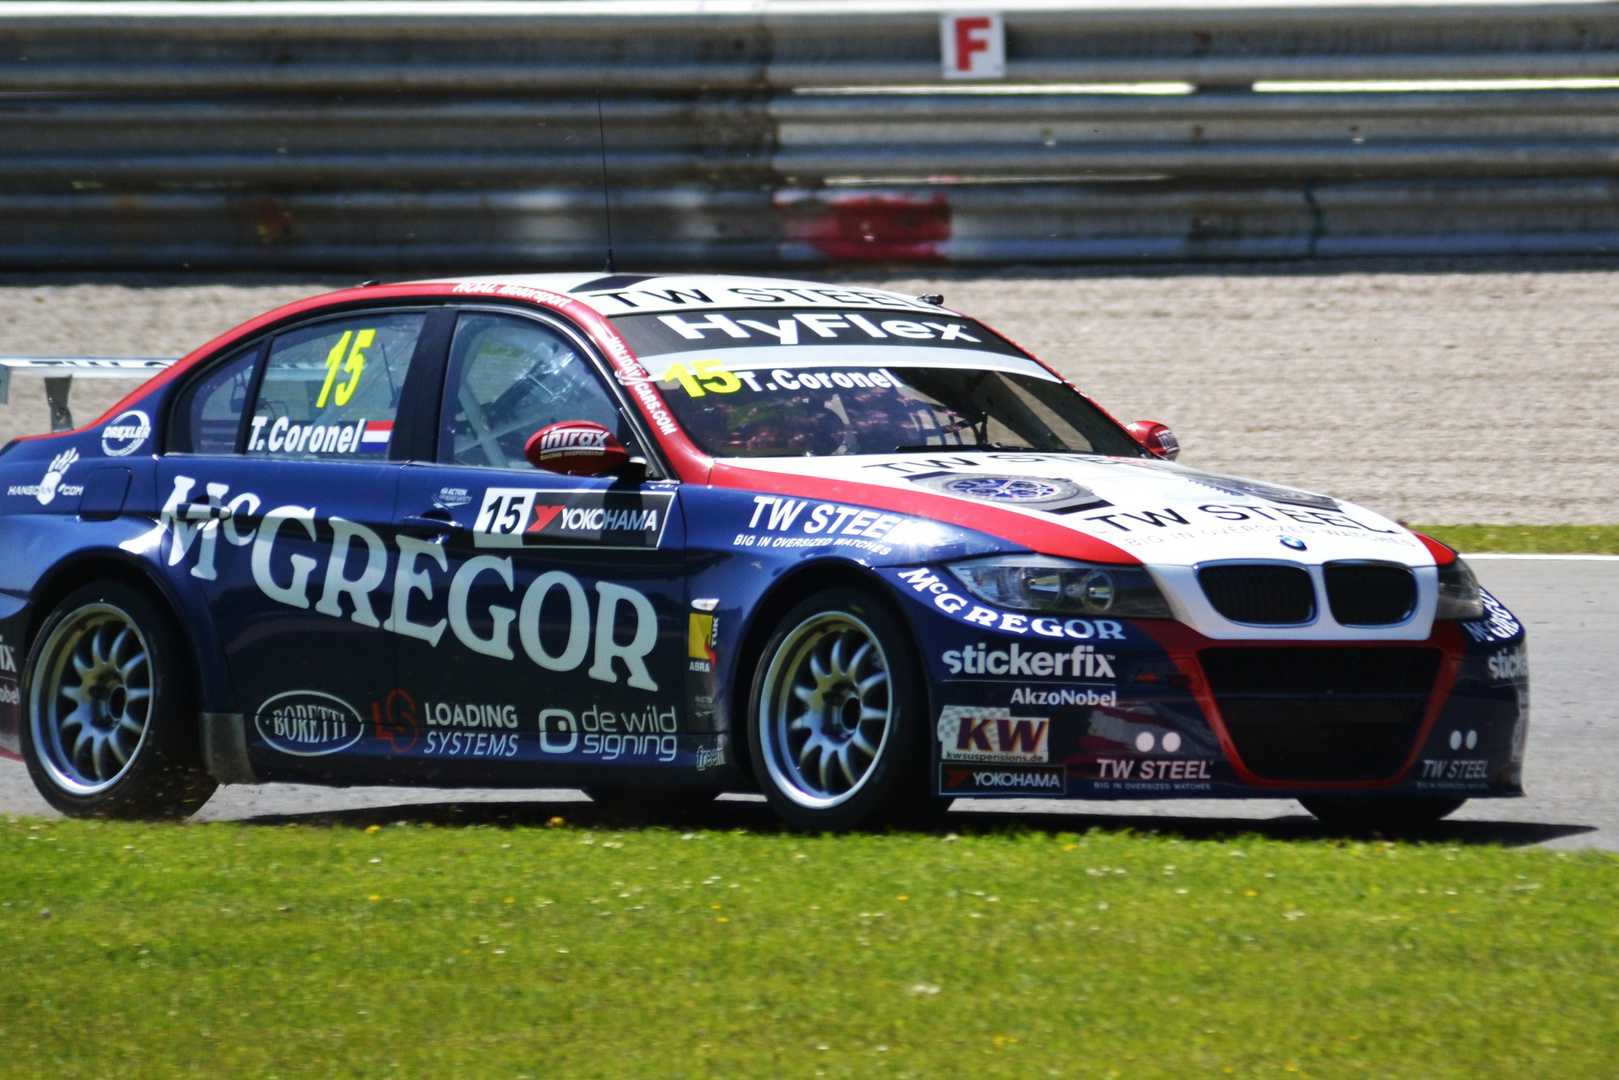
[1300,796,1467,834]
[21,581,216,820]
[749,588,933,831]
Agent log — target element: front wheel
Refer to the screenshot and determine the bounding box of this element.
[1300,795,1466,833]
[21,581,216,819]
[749,588,931,831]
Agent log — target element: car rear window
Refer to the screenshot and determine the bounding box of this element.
[246,312,426,460]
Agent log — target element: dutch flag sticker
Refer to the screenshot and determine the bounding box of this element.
[359,420,392,451]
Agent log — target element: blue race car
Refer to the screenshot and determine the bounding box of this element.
[0,275,1529,829]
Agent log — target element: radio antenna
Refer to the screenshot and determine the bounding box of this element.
[596,92,616,274]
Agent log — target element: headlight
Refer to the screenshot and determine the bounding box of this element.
[1435,556,1484,620]
[947,554,1172,618]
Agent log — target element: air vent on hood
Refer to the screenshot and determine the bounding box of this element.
[1324,562,1417,626]
[1197,563,1316,625]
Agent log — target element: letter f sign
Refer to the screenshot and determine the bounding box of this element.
[943,13,1005,80]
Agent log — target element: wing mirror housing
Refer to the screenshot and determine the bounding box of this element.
[1127,420,1180,460]
[524,421,632,476]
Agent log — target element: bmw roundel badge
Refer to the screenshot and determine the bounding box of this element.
[1279,536,1308,551]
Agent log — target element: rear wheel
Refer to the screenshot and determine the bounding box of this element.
[21,581,215,819]
[749,588,931,831]
[1300,796,1466,833]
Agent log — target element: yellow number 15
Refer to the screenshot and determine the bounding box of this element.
[661,358,742,397]
[318,328,375,409]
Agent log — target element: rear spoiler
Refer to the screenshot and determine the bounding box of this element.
[0,357,175,432]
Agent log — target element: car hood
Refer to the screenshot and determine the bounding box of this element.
[720,451,1433,569]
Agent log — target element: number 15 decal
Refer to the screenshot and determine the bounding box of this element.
[660,358,759,397]
[318,329,374,408]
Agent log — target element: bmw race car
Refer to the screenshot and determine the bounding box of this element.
[0,274,1529,829]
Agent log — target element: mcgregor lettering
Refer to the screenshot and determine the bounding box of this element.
[133,476,663,691]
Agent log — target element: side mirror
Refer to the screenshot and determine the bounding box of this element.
[524,421,631,476]
[1127,420,1180,460]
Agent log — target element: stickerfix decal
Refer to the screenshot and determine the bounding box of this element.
[132,475,665,692]
[1487,646,1529,681]
[255,690,365,757]
[9,449,82,505]
[940,764,1066,793]
[937,705,1049,763]
[892,567,1127,640]
[100,409,151,457]
[434,486,472,509]
[943,642,1115,680]
[475,488,672,550]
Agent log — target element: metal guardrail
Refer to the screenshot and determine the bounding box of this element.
[6,0,1619,266]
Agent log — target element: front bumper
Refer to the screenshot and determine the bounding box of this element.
[880,567,1529,800]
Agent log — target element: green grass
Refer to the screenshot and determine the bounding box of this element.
[0,818,1613,1078]
[1411,524,1619,554]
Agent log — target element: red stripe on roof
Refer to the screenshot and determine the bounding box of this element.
[710,462,1141,565]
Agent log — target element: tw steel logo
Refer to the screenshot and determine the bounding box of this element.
[937,705,1049,764]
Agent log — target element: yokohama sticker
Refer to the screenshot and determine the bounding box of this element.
[940,764,1066,793]
[474,488,673,549]
[255,690,365,756]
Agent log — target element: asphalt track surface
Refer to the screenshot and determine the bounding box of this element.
[0,557,1612,849]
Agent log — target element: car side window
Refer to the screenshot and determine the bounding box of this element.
[167,345,258,454]
[440,311,634,470]
[246,312,426,460]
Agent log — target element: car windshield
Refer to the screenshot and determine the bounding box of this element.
[611,309,1146,459]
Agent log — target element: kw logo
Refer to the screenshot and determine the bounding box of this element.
[937,705,1049,764]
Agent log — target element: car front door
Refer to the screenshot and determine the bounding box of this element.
[388,307,692,784]
[157,307,445,778]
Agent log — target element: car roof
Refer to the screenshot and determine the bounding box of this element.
[413,272,946,317]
